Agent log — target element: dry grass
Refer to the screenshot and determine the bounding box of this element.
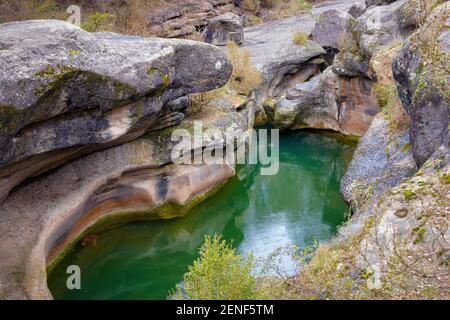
[0,0,166,36]
[227,41,262,95]
[293,31,309,45]
[270,0,312,20]
[371,44,410,133]
[111,0,166,36]
[0,0,66,22]
[336,32,360,55]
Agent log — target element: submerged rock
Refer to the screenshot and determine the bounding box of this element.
[0,20,232,202]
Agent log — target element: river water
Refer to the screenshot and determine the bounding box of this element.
[48,131,354,299]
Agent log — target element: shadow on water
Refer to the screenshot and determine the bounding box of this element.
[48,131,355,300]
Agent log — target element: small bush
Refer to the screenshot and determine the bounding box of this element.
[227,41,262,95]
[81,12,114,32]
[293,31,309,45]
[172,235,259,300]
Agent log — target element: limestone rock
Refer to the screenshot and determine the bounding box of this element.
[0,20,232,202]
[348,1,367,18]
[365,0,397,6]
[273,68,379,135]
[147,0,238,38]
[392,3,449,167]
[312,9,356,50]
[203,12,244,45]
[341,114,417,217]
[332,51,370,77]
[0,101,248,299]
[356,0,407,58]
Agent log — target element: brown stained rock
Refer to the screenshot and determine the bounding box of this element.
[336,76,380,136]
[0,102,248,299]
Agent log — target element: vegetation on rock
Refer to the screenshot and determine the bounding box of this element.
[172,235,259,300]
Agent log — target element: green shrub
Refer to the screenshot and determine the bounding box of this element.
[81,12,114,32]
[172,235,259,300]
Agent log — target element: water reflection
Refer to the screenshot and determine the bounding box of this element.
[48,131,354,300]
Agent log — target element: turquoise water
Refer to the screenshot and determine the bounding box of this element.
[48,131,354,299]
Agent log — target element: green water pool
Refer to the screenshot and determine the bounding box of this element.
[48,131,355,299]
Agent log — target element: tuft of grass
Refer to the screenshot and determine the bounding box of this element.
[401,143,412,153]
[293,31,309,45]
[373,83,398,121]
[440,173,450,184]
[227,41,262,95]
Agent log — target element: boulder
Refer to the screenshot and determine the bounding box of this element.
[147,0,238,38]
[275,71,340,130]
[392,3,449,167]
[312,9,356,50]
[332,51,370,77]
[341,114,417,217]
[0,20,232,202]
[203,12,244,45]
[273,68,379,136]
[365,0,397,6]
[356,0,407,58]
[348,1,367,18]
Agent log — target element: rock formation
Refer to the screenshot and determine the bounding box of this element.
[203,12,244,45]
[0,20,232,201]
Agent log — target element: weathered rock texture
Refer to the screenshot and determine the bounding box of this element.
[393,3,449,167]
[273,68,379,135]
[203,12,243,45]
[238,0,360,128]
[356,0,407,58]
[348,1,367,18]
[312,9,356,50]
[0,98,249,299]
[147,0,239,38]
[0,20,232,201]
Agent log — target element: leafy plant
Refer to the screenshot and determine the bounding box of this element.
[81,12,114,32]
[172,235,259,300]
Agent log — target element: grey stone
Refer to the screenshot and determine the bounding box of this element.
[203,12,243,46]
[312,9,356,49]
[0,20,232,201]
[348,1,367,18]
[392,4,449,167]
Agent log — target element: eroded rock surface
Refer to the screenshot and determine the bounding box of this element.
[203,12,243,45]
[147,0,239,38]
[272,68,379,135]
[0,20,232,201]
[0,100,248,299]
[393,3,449,167]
